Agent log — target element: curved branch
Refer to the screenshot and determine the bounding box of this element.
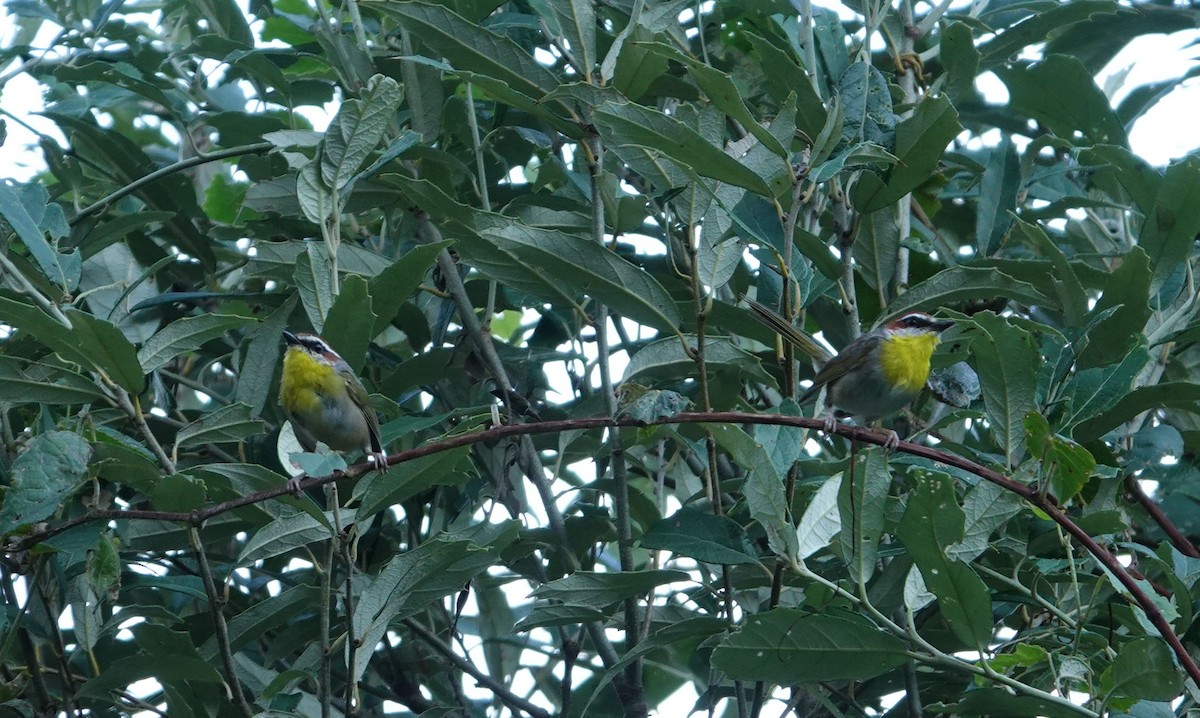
[70,142,274,225]
[11,411,1200,690]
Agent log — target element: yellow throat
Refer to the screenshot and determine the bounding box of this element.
[280,347,343,414]
[878,332,940,394]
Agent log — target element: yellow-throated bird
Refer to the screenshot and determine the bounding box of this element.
[747,299,952,448]
[279,331,387,486]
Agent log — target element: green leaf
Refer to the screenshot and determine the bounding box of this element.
[368,241,450,336]
[372,1,558,100]
[322,274,375,372]
[1025,412,1096,501]
[707,423,797,561]
[0,356,104,404]
[175,403,266,449]
[322,74,403,191]
[203,585,318,662]
[354,448,473,519]
[79,655,223,699]
[528,0,595,79]
[624,336,766,382]
[796,474,842,559]
[854,207,899,295]
[353,526,518,681]
[55,308,145,394]
[971,312,1039,466]
[482,224,682,334]
[234,296,296,415]
[0,431,92,530]
[1060,346,1150,436]
[593,100,773,196]
[838,62,895,148]
[151,473,207,513]
[897,472,994,648]
[940,22,980,103]
[1075,382,1200,442]
[237,510,354,565]
[639,508,759,565]
[0,180,74,290]
[712,609,908,683]
[1100,637,1184,702]
[852,94,961,213]
[294,242,335,333]
[1010,219,1088,325]
[999,54,1127,146]
[744,33,827,138]
[975,137,1021,256]
[1076,246,1152,369]
[1139,156,1200,289]
[533,569,690,610]
[883,267,1053,320]
[838,447,891,583]
[137,314,254,374]
[947,481,1025,563]
[977,1,1123,68]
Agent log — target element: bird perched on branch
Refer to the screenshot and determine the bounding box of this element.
[279,331,388,489]
[747,299,952,448]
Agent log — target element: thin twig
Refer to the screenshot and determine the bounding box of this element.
[402,618,551,718]
[188,526,255,718]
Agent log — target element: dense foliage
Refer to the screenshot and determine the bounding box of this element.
[3,0,1200,716]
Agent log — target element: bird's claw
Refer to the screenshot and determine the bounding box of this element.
[370,452,390,473]
[882,430,901,451]
[286,474,306,497]
[821,415,838,435]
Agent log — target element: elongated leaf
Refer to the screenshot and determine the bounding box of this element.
[999,54,1127,146]
[369,241,450,336]
[373,1,558,100]
[897,472,993,648]
[237,509,354,565]
[321,274,375,372]
[176,403,265,449]
[838,62,895,148]
[972,312,1038,466]
[234,296,296,415]
[1077,247,1152,369]
[1139,156,1200,289]
[1060,345,1149,435]
[975,137,1021,256]
[707,423,797,561]
[1025,412,1096,501]
[883,267,1053,321]
[838,448,891,583]
[796,473,842,559]
[533,569,690,610]
[852,94,961,213]
[483,224,681,333]
[295,242,335,332]
[322,74,402,191]
[624,336,767,382]
[354,448,472,519]
[0,431,92,529]
[0,180,72,289]
[712,609,908,683]
[138,314,254,374]
[0,357,104,404]
[593,100,772,196]
[640,508,759,565]
[1075,382,1200,442]
[977,1,1123,68]
[528,0,595,79]
[353,526,518,681]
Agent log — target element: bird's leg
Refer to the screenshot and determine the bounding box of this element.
[286,472,307,496]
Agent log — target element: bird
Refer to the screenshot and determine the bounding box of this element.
[746,299,952,449]
[278,331,388,490]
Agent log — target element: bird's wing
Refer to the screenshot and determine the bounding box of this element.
[344,372,385,454]
[798,334,880,402]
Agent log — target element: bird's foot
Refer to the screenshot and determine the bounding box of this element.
[286,473,307,496]
[821,414,839,435]
[881,429,901,451]
[369,452,390,473]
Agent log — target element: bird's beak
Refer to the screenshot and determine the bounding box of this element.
[282,331,301,346]
[931,318,954,333]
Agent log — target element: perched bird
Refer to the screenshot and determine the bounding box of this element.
[747,299,952,448]
[278,331,388,488]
